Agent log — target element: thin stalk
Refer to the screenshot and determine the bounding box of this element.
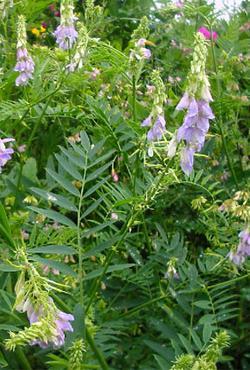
[132,75,137,122]
[78,155,88,307]
[118,294,168,319]
[86,328,109,370]
[85,249,114,314]
[26,93,54,151]
[210,33,239,189]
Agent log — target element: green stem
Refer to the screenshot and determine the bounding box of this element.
[86,328,109,370]
[78,155,88,307]
[210,32,239,189]
[132,75,137,122]
[118,295,168,319]
[26,94,54,151]
[86,249,114,314]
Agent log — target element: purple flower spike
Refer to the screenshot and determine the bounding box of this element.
[176,94,214,175]
[0,138,15,172]
[54,0,78,50]
[14,48,34,86]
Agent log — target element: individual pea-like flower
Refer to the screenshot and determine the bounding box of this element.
[175,33,215,175]
[141,70,167,155]
[14,15,35,86]
[167,134,178,158]
[0,137,15,172]
[54,0,78,50]
[228,228,250,266]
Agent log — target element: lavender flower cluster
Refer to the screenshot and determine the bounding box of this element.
[0,138,15,172]
[54,0,78,50]
[14,15,34,86]
[176,93,214,175]
[14,48,35,86]
[19,298,74,348]
[228,229,250,265]
[174,32,215,175]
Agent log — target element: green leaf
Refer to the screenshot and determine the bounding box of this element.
[154,355,171,370]
[28,245,76,255]
[31,188,77,212]
[82,221,114,238]
[0,263,20,272]
[59,146,86,170]
[190,329,203,351]
[55,153,82,181]
[88,149,116,169]
[203,323,213,344]
[84,263,135,280]
[0,202,15,249]
[30,256,77,277]
[28,206,76,228]
[84,176,109,198]
[85,160,113,183]
[198,314,215,325]
[83,236,119,259]
[80,131,91,151]
[0,202,11,234]
[178,333,193,353]
[46,168,80,197]
[144,340,172,361]
[193,300,211,309]
[22,157,38,183]
[0,224,15,249]
[81,197,104,219]
[0,350,8,367]
[0,324,20,331]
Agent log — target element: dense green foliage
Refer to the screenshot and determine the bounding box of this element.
[0,0,249,369]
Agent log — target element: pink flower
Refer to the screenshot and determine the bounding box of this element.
[198,27,218,41]
[18,144,26,153]
[90,68,101,80]
[175,0,184,8]
[198,27,211,39]
[48,4,56,12]
[111,170,119,183]
[211,31,218,41]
